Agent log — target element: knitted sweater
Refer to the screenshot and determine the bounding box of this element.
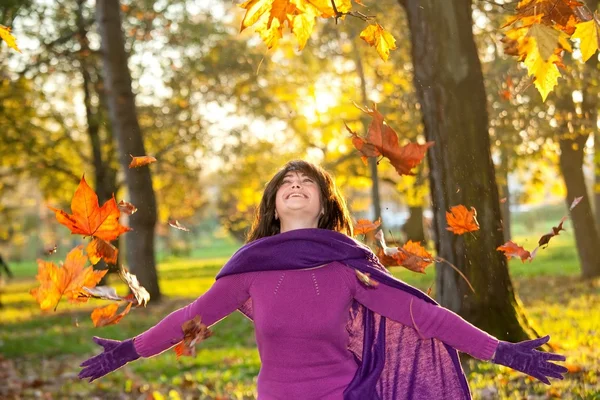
[134,261,498,399]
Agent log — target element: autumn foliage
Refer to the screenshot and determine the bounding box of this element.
[174,316,214,358]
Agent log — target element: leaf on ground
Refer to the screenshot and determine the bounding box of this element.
[174,315,213,358]
[446,205,480,235]
[359,23,397,61]
[91,302,133,327]
[119,265,150,307]
[128,154,157,169]
[168,219,190,232]
[497,240,534,262]
[48,175,131,241]
[86,237,118,265]
[30,246,107,311]
[0,25,20,52]
[117,200,137,215]
[353,218,381,235]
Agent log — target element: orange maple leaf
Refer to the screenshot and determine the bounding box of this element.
[353,218,381,235]
[347,104,434,176]
[128,154,157,169]
[91,302,133,327]
[394,241,434,273]
[446,205,480,235]
[30,246,107,311]
[497,241,534,262]
[174,315,213,358]
[49,175,131,242]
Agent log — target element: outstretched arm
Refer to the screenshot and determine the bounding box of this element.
[343,266,567,384]
[79,272,253,382]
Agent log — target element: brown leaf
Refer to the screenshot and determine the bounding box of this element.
[86,237,118,265]
[395,241,434,273]
[446,205,480,235]
[91,302,133,327]
[128,154,157,169]
[538,216,566,247]
[355,269,379,288]
[117,200,137,215]
[168,219,190,232]
[174,315,213,358]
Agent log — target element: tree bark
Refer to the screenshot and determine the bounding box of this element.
[559,133,600,279]
[400,0,536,341]
[402,206,426,243]
[96,0,160,300]
[499,151,511,243]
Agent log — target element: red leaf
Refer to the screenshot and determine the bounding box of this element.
[128,154,157,169]
[91,302,133,327]
[446,205,480,235]
[353,218,381,235]
[174,315,213,358]
[497,241,534,262]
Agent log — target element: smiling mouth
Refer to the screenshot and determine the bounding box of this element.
[286,193,307,199]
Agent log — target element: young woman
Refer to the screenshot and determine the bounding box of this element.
[79,160,567,399]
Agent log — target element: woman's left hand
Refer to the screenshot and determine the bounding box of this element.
[491,335,568,385]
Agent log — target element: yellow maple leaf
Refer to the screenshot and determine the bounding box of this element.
[528,23,560,60]
[303,0,352,18]
[571,18,600,62]
[30,246,107,311]
[523,36,562,101]
[359,23,397,61]
[0,25,20,53]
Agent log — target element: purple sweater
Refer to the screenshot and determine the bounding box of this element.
[134,262,498,399]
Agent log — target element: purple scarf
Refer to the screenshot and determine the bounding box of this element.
[216,228,471,399]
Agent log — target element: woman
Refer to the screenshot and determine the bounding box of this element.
[79,160,567,399]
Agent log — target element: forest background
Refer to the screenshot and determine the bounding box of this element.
[0,0,599,399]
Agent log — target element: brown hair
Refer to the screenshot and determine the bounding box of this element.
[246,160,353,242]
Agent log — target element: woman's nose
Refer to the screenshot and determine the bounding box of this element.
[292,182,301,188]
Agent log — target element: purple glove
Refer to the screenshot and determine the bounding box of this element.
[78,337,140,382]
[492,335,568,385]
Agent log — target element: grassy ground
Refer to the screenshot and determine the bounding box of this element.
[1,216,599,399]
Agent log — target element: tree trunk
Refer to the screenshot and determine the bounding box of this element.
[402,206,426,243]
[353,38,382,221]
[559,133,600,279]
[96,0,160,301]
[596,129,600,231]
[499,151,511,243]
[400,0,536,341]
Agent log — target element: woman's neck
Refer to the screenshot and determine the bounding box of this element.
[279,219,318,233]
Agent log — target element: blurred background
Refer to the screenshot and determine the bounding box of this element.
[0,0,599,399]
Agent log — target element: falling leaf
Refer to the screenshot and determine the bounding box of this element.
[117,200,137,215]
[119,265,150,306]
[48,175,131,241]
[538,216,567,247]
[446,205,480,235]
[174,315,213,358]
[0,25,20,53]
[353,218,381,235]
[395,241,434,273]
[91,302,133,327]
[30,246,107,311]
[82,286,130,302]
[500,197,507,203]
[497,241,534,262]
[128,154,157,169]
[44,244,57,255]
[359,23,397,61]
[569,195,583,211]
[571,17,600,62]
[355,269,379,287]
[86,237,118,265]
[169,219,190,232]
[348,104,434,176]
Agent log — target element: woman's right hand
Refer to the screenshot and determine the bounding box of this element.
[78,336,140,382]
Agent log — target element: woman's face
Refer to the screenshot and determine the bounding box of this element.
[275,171,322,222]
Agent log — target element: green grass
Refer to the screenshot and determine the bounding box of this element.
[1,216,599,399]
